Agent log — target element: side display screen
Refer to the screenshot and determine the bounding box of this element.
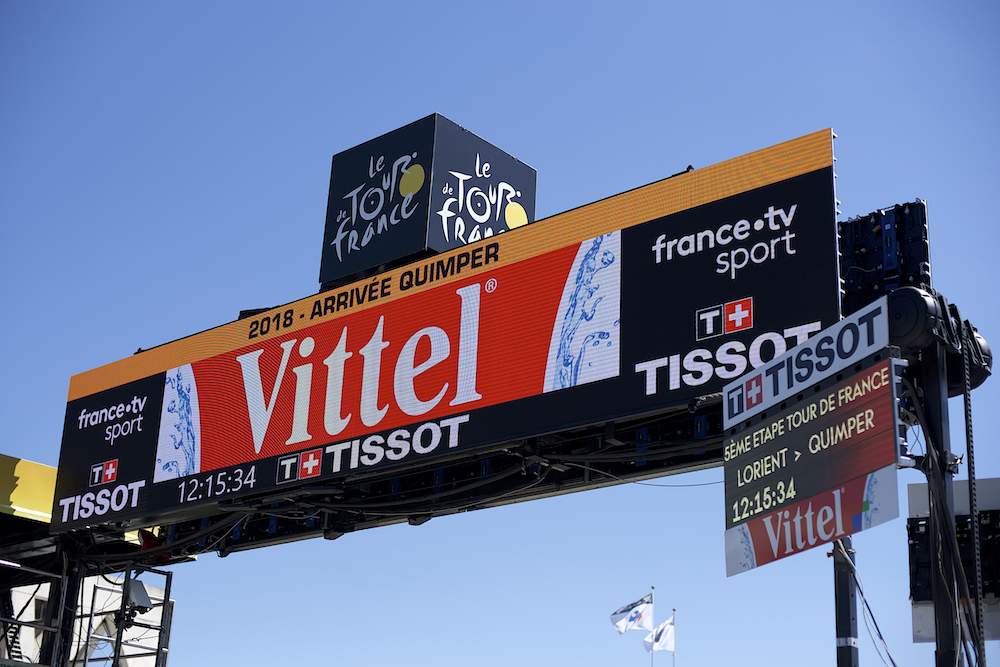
[52,131,840,532]
[723,356,904,576]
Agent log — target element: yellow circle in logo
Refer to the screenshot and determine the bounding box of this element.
[399,164,425,197]
[505,201,528,230]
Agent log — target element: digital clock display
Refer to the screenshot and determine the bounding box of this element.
[177,466,257,504]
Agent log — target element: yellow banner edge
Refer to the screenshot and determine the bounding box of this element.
[67,129,833,402]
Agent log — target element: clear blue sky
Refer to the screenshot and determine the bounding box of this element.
[2,1,998,665]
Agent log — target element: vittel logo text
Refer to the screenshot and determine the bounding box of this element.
[762,488,846,559]
[235,284,483,454]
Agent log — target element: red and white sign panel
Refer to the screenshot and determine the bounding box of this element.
[723,357,903,576]
[52,131,840,532]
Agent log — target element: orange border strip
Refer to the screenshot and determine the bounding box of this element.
[68,130,832,401]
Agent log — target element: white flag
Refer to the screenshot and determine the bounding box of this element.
[610,594,653,633]
[644,615,675,652]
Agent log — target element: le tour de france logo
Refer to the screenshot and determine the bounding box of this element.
[434,152,531,247]
[327,150,427,265]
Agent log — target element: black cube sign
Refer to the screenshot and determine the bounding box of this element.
[319,113,537,286]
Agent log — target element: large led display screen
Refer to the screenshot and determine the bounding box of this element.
[52,130,840,532]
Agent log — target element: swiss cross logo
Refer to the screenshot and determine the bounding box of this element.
[276,454,299,485]
[724,298,753,333]
[103,460,118,484]
[277,450,324,485]
[90,459,119,487]
[745,374,764,410]
[696,297,754,340]
[299,449,323,479]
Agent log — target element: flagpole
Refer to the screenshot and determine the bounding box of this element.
[650,586,655,667]
[672,608,676,667]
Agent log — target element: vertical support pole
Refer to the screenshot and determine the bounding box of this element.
[833,537,859,667]
[113,569,132,667]
[152,568,172,667]
[40,540,83,667]
[922,341,958,667]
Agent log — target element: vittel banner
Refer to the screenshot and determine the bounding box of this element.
[53,130,840,532]
[318,114,538,287]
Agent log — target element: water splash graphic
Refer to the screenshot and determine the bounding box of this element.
[154,364,201,482]
[545,232,621,392]
[725,523,757,575]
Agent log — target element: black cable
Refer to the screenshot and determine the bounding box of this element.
[545,437,721,464]
[956,310,987,656]
[561,462,722,488]
[835,540,898,667]
[306,466,553,518]
[297,461,524,508]
[83,512,250,565]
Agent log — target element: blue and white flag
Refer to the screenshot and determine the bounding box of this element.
[610,594,653,633]
[643,615,675,652]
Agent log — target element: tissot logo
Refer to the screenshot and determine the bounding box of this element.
[722,297,889,428]
[275,449,323,485]
[299,449,323,479]
[725,374,764,422]
[58,480,146,523]
[634,321,821,397]
[745,375,764,409]
[89,459,119,487]
[696,297,754,340]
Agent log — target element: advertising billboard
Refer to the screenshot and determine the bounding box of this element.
[53,130,840,533]
[319,114,538,287]
[723,354,905,576]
